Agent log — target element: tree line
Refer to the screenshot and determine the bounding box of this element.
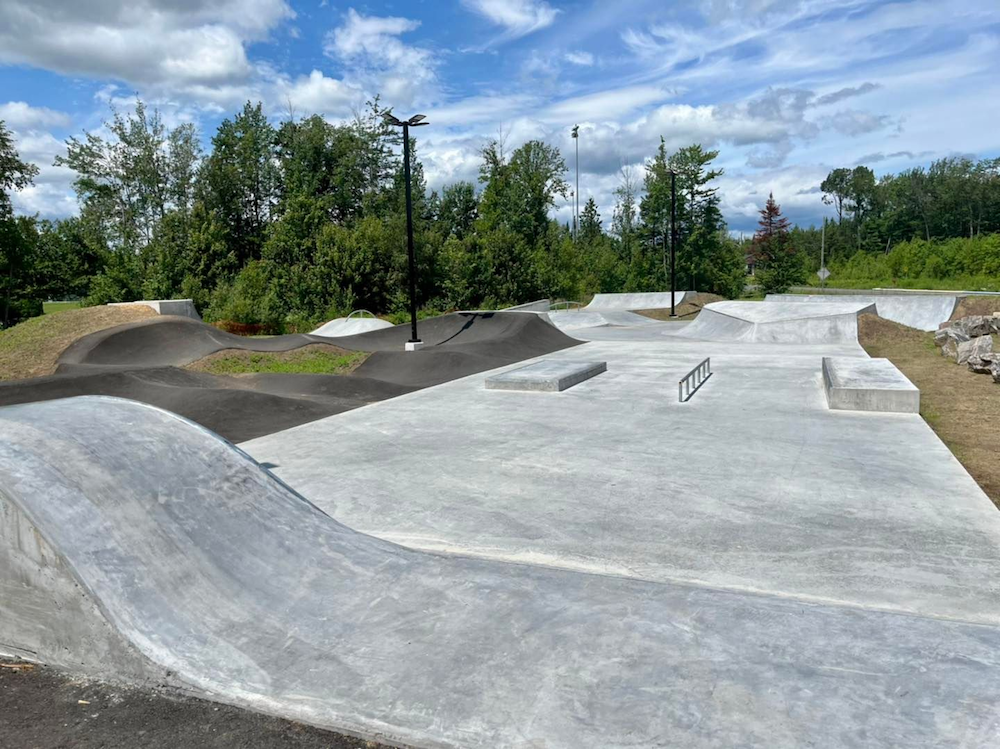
[2,97,999,330]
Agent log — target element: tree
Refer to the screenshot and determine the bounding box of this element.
[437,181,478,240]
[0,122,40,326]
[579,197,602,243]
[752,193,803,294]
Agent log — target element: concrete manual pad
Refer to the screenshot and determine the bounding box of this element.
[485,359,606,391]
[823,356,920,413]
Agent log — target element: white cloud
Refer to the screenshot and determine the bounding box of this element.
[564,51,595,66]
[273,70,362,120]
[0,102,71,130]
[462,0,559,40]
[324,9,437,109]
[0,0,294,104]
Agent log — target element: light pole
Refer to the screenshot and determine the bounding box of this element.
[571,125,580,240]
[383,112,428,350]
[670,169,677,318]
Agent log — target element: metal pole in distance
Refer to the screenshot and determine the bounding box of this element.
[402,122,419,344]
[670,169,677,318]
[575,128,580,239]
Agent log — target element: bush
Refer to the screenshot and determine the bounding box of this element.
[0,297,42,328]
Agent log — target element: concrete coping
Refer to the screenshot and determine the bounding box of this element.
[822,357,920,413]
[485,360,607,392]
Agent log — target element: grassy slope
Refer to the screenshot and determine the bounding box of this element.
[43,301,82,314]
[186,345,368,376]
[858,313,1000,509]
[0,305,157,381]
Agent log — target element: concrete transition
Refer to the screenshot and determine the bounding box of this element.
[822,357,920,413]
[502,299,551,313]
[676,300,876,343]
[485,359,606,392]
[108,299,201,320]
[5,395,1000,749]
[765,293,959,331]
[311,316,394,337]
[585,291,693,311]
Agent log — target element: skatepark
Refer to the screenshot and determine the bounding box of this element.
[2,292,1000,747]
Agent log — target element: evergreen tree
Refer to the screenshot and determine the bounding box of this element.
[579,197,602,243]
[752,193,804,294]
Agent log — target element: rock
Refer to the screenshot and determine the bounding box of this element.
[956,315,993,338]
[968,352,998,374]
[934,326,969,348]
[956,335,993,365]
[941,338,959,361]
[991,314,1000,335]
[993,360,1000,384]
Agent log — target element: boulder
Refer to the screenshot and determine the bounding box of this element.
[941,337,959,361]
[934,326,969,348]
[968,352,998,374]
[991,314,1000,335]
[993,360,1000,384]
[956,335,993,366]
[956,315,993,337]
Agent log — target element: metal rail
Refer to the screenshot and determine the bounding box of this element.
[549,301,584,311]
[679,357,712,402]
[347,309,377,319]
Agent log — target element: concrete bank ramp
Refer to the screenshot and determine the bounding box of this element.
[585,291,693,310]
[765,293,958,331]
[676,300,876,343]
[545,309,657,332]
[4,396,1000,747]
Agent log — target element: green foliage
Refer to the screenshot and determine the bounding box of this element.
[194,348,367,376]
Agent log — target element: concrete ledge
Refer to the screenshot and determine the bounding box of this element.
[486,360,607,392]
[822,357,920,413]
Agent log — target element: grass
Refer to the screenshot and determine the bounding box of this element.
[43,300,82,314]
[858,313,1000,509]
[635,293,726,321]
[187,345,368,376]
[0,305,157,381]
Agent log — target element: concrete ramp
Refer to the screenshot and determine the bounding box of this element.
[546,309,658,332]
[311,315,394,337]
[4,396,999,747]
[676,300,876,343]
[765,294,958,331]
[586,291,693,311]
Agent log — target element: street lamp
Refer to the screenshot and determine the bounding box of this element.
[383,112,429,350]
[571,125,580,240]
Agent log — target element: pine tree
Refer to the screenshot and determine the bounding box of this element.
[752,193,803,294]
[579,197,602,243]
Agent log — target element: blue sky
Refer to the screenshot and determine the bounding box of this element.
[1,0,999,233]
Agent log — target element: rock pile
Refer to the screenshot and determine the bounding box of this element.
[935,314,1000,383]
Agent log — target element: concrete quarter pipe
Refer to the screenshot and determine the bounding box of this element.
[2,396,999,747]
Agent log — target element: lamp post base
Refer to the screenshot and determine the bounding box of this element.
[405,340,424,352]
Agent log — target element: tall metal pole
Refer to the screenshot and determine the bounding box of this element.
[575,129,580,240]
[820,217,826,289]
[402,122,419,344]
[670,169,677,318]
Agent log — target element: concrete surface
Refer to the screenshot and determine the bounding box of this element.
[766,294,958,331]
[823,357,920,413]
[244,326,1000,626]
[311,316,394,337]
[503,299,551,312]
[109,299,201,320]
[677,300,876,343]
[4,396,1000,748]
[545,309,660,332]
[585,291,693,310]
[485,360,606,391]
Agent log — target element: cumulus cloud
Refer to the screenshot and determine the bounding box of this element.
[0,0,294,103]
[0,102,71,129]
[324,9,436,109]
[829,109,892,137]
[461,0,559,40]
